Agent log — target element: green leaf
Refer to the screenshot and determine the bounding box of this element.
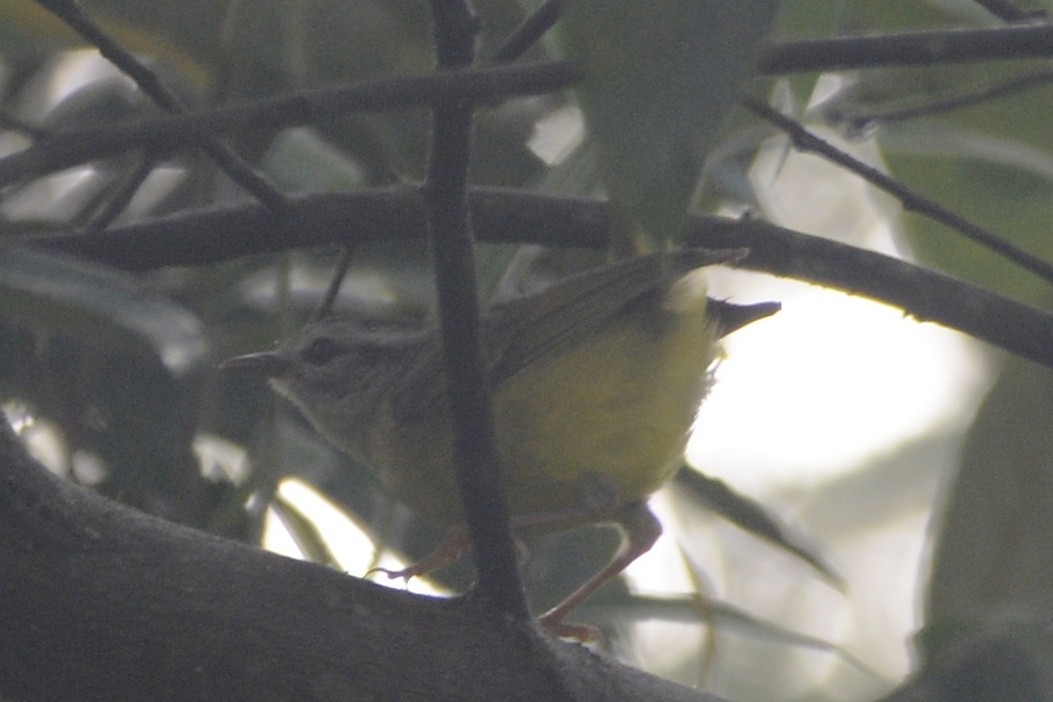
[913,356,1053,701]
[580,591,878,678]
[270,490,343,568]
[839,0,999,31]
[769,0,849,105]
[0,248,215,524]
[559,0,779,250]
[674,467,843,588]
[888,143,1053,304]
[262,127,368,192]
[861,58,1053,305]
[922,356,1053,657]
[819,20,1053,305]
[881,625,1053,702]
[0,247,207,377]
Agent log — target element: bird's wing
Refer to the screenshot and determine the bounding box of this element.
[486,249,744,385]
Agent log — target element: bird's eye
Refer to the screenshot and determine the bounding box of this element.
[301,337,341,366]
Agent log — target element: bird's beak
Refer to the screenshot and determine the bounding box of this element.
[219,351,291,378]
[709,299,781,338]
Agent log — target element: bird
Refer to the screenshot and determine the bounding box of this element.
[222,249,779,636]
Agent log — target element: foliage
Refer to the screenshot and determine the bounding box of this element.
[2,0,1053,700]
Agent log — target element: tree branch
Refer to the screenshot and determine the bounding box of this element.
[0,416,722,702]
[10,22,1053,191]
[423,0,529,618]
[743,97,1053,286]
[688,217,1053,368]
[34,0,287,211]
[26,186,1053,369]
[490,0,563,64]
[824,67,1053,126]
[758,23,1053,74]
[0,61,578,188]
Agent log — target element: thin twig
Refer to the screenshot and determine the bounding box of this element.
[743,97,1053,287]
[311,247,355,322]
[425,1,528,619]
[0,61,579,189]
[0,111,46,140]
[490,0,562,64]
[25,187,1053,368]
[85,154,158,231]
[311,0,560,322]
[14,19,1053,190]
[310,0,565,321]
[34,0,287,211]
[6,22,1053,191]
[826,67,1053,128]
[758,24,1053,74]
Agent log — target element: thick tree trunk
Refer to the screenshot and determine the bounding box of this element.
[0,418,720,702]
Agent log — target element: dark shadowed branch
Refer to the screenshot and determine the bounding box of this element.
[423,0,529,619]
[0,61,579,188]
[9,23,1053,189]
[35,0,287,210]
[26,186,1053,369]
[0,414,723,702]
[743,98,1053,286]
[758,23,1053,74]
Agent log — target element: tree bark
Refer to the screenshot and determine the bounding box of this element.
[0,417,723,702]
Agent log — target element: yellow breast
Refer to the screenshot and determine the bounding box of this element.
[371,271,718,526]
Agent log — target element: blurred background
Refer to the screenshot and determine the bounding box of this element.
[3,1,1053,700]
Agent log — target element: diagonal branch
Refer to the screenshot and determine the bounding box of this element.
[34,0,287,211]
[687,216,1053,369]
[743,97,1053,287]
[0,61,578,189]
[490,0,563,64]
[25,186,1053,369]
[11,22,1053,190]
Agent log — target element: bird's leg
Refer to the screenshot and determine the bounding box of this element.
[537,500,662,639]
[367,525,471,581]
[370,480,662,641]
[371,472,620,582]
